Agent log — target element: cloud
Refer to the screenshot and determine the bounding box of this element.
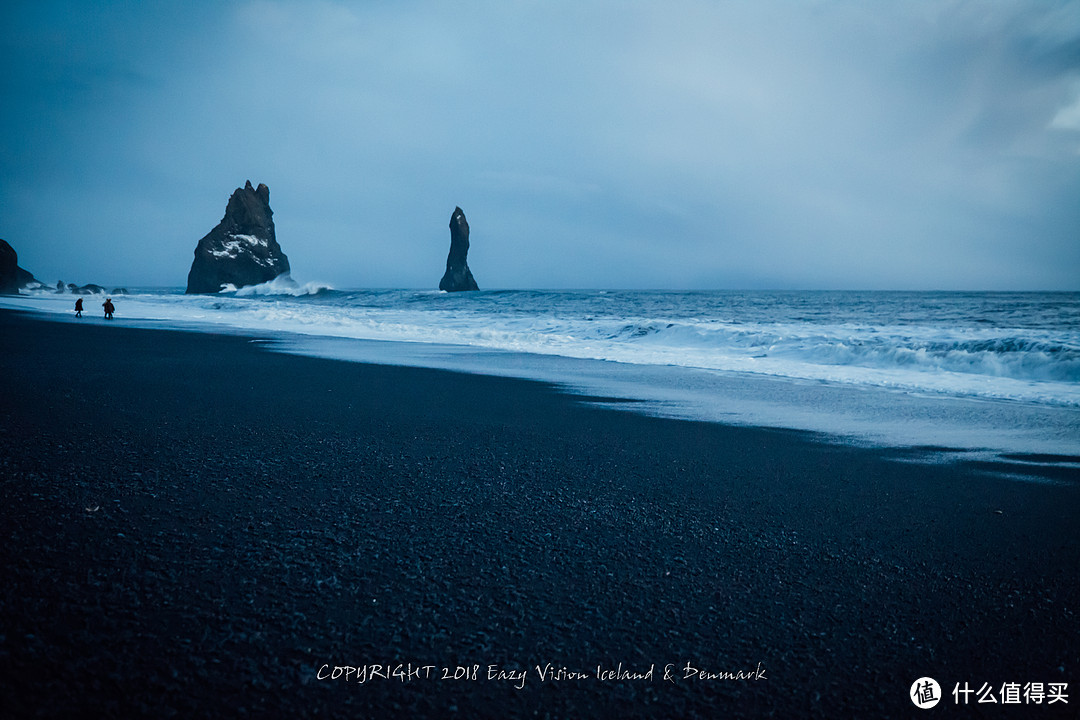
[1051,86,1080,131]
[1,0,1078,289]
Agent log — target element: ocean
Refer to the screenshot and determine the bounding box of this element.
[4,281,1079,462]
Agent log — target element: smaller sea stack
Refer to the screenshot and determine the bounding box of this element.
[439,207,479,292]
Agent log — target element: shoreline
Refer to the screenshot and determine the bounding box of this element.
[1,309,1077,717]
[5,296,1079,460]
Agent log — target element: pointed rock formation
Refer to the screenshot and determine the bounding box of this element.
[439,207,479,292]
[186,181,290,294]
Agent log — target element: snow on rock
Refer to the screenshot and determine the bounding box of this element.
[186,181,291,294]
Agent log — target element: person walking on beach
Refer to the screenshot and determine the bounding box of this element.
[74,297,83,317]
[102,297,114,320]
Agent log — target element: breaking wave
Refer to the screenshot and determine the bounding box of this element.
[3,288,1078,407]
[221,274,333,297]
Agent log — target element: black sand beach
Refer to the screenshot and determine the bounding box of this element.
[1,309,1077,718]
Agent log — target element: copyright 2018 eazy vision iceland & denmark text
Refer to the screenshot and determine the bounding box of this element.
[317,660,767,690]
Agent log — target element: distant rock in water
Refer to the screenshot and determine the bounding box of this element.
[0,239,44,295]
[69,283,107,295]
[439,207,479,292]
[52,280,109,295]
[186,180,290,294]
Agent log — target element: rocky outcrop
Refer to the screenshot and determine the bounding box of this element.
[52,281,108,295]
[186,181,290,294]
[0,240,19,294]
[0,239,43,295]
[439,207,479,292]
[17,267,40,290]
[68,283,107,295]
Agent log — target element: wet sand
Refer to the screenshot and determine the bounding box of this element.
[1,309,1077,718]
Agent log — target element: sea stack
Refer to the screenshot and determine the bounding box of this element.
[439,207,479,292]
[185,181,290,294]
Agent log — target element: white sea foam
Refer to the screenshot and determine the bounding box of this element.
[3,288,1078,455]
[4,288,1078,405]
[220,275,332,297]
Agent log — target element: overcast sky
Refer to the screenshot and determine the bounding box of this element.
[2,0,1079,290]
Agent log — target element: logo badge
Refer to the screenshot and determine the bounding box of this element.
[911,677,942,709]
